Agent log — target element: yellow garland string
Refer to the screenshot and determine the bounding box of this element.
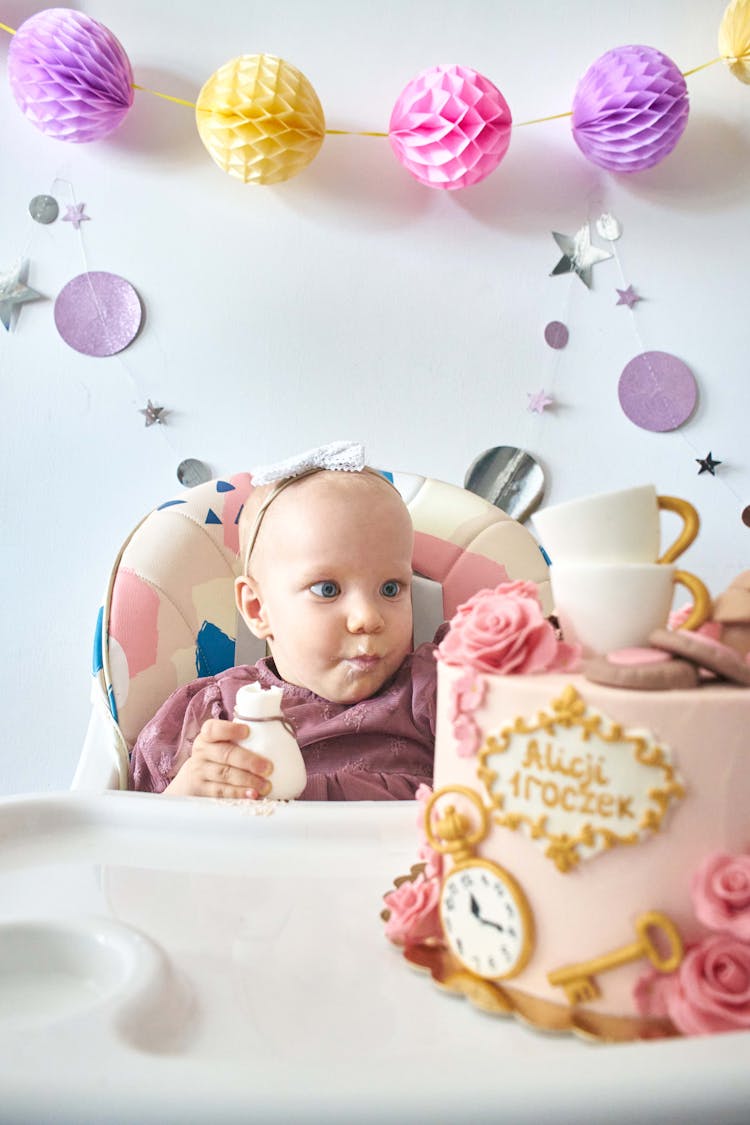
[130,82,196,110]
[683,56,724,75]
[325,128,389,137]
[128,54,729,136]
[0,19,737,136]
[515,110,573,128]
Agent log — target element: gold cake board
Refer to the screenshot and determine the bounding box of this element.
[401,942,678,1043]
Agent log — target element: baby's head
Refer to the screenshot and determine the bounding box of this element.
[235,468,414,704]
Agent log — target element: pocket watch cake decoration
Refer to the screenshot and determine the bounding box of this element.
[424,786,535,981]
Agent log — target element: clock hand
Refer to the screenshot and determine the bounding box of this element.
[469,893,505,933]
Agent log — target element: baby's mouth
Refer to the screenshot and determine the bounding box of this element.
[345,654,381,671]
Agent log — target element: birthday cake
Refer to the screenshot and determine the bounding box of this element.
[383,578,750,1041]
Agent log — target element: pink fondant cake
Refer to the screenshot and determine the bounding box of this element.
[383,581,750,1041]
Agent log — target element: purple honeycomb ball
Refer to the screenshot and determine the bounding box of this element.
[8,9,134,143]
[572,45,689,173]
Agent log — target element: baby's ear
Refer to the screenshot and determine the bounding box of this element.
[234,575,273,639]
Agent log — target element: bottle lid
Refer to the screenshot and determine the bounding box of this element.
[234,681,283,719]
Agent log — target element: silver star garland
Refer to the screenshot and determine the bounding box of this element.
[140,400,167,427]
[550,224,612,289]
[0,260,44,331]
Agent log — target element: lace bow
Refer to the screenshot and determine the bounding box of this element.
[251,441,365,486]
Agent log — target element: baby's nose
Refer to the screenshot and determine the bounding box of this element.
[346,596,384,633]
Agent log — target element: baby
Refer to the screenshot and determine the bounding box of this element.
[129,446,439,800]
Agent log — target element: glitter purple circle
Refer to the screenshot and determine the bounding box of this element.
[617,351,698,432]
[544,321,569,349]
[54,272,142,356]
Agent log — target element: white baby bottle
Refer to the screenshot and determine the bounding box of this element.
[233,683,307,800]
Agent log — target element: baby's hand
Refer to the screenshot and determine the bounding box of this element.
[165,718,273,799]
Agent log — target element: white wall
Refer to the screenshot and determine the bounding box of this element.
[1,0,746,794]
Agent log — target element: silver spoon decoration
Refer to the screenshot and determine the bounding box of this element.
[464,446,546,524]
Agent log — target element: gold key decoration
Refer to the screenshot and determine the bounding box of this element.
[547,910,683,1005]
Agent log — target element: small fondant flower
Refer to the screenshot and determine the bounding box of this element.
[414,782,432,805]
[437,580,581,675]
[692,852,750,941]
[417,841,443,879]
[635,935,750,1036]
[453,713,482,758]
[383,875,442,946]
[415,783,443,879]
[449,669,487,721]
[632,966,673,1020]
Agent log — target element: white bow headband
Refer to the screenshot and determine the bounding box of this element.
[243,441,386,573]
[250,440,365,486]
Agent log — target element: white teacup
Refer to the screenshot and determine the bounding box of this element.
[533,485,699,566]
[551,561,711,655]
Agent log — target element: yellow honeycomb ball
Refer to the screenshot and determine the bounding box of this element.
[196,54,325,184]
[719,0,750,84]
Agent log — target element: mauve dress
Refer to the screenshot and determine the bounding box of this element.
[129,642,438,800]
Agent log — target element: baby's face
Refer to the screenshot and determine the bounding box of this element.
[244,475,414,704]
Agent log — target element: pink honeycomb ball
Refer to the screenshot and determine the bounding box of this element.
[389,63,512,189]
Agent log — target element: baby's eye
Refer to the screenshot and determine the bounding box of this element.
[310,580,340,599]
[380,580,402,599]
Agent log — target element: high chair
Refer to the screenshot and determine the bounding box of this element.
[74,468,551,791]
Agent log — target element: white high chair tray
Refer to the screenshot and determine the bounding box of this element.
[1,792,749,1124]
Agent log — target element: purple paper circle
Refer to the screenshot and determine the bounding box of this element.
[55,272,142,356]
[618,351,698,432]
[544,321,569,349]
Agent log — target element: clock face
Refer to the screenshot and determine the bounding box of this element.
[440,859,533,980]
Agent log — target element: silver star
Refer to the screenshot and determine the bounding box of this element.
[139,400,167,427]
[550,224,612,289]
[0,260,44,331]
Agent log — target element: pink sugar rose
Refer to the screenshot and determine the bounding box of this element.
[383,875,442,946]
[692,853,750,941]
[438,580,580,675]
[655,936,750,1036]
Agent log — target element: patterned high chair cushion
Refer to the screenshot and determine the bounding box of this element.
[91,470,551,759]
[95,474,252,750]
